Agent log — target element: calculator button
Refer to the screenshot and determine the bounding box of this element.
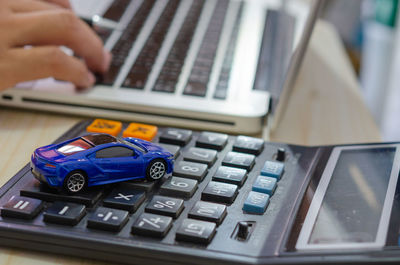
[1,196,44,219]
[145,195,184,218]
[160,177,198,199]
[243,191,270,214]
[176,219,216,244]
[159,128,192,146]
[173,161,208,181]
[103,186,146,212]
[124,180,156,193]
[43,202,86,225]
[196,132,228,151]
[233,136,264,155]
[87,207,129,232]
[260,161,284,180]
[122,123,158,141]
[276,148,286,162]
[188,201,227,225]
[222,152,255,171]
[252,176,277,195]
[132,213,173,238]
[159,144,181,159]
[213,166,247,187]
[21,179,103,207]
[183,147,217,167]
[202,181,238,204]
[86,119,122,136]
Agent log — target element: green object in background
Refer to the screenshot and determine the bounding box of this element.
[375,0,398,27]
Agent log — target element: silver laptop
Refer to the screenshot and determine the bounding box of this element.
[0,0,321,134]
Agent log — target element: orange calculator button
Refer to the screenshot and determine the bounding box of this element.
[123,123,158,141]
[86,119,122,136]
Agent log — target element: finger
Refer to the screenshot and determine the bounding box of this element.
[9,0,60,12]
[1,47,96,89]
[41,0,71,9]
[10,10,110,73]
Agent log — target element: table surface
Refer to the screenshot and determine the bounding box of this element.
[0,20,382,265]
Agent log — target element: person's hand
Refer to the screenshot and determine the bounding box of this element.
[0,0,111,90]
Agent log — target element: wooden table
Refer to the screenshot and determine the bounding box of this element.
[0,20,381,265]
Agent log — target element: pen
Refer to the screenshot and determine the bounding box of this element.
[79,15,120,31]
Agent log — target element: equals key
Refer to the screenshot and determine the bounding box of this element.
[1,196,44,219]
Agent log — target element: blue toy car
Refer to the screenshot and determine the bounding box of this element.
[31,133,174,193]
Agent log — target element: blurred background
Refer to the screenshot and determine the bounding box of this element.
[321,0,399,140]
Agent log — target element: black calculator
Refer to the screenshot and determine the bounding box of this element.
[0,120,400,264]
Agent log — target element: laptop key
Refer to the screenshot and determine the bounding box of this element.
[1,196,44,219]
[145,195,184,218]
[160,177,198,199]
[173,161,207,181]
[183,147,217,167]
[43,202,86,226]
[159,128,192,146]
[132,213,173,238]
[196,132,228,151]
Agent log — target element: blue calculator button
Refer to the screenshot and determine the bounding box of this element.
[260,161,284,180]
[242,191,270,214]
[252,176,277,195]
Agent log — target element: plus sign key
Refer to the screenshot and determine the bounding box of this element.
[202,181,238,204]
[87,207,129,231]
[103,185,146,212]
[132,213,173,238]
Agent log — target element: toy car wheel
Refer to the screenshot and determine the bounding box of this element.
[146,159,167,181]
[64,171,86,193]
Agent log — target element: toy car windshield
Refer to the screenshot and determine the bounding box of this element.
[81,134,118,146]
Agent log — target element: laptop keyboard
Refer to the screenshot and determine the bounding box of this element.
[97,0,243,99]
[152,0,205,93]
[183,0,229,97]
[123,0,182,89]
[101,0,157,85]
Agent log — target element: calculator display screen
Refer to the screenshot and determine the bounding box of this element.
[296,146,400,250]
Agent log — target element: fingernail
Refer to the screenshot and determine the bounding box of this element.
[87,72,96,86]
[102,49,112,72]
